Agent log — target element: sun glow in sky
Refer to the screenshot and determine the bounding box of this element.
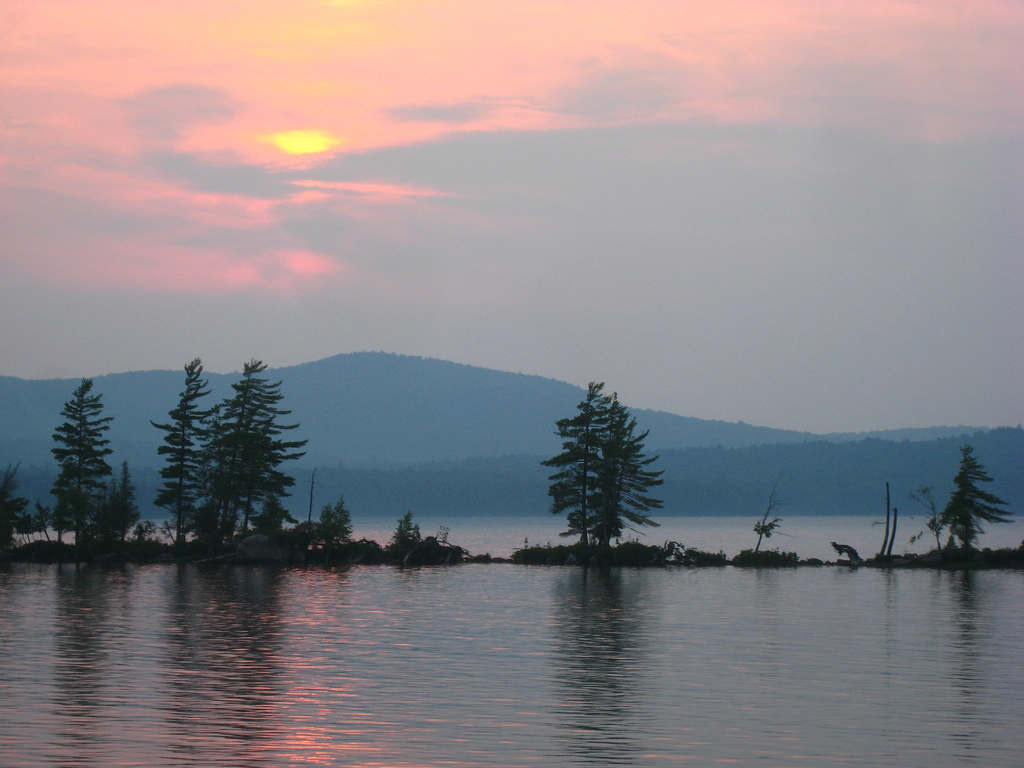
[268,130,344,155]
[1,0,1022,431]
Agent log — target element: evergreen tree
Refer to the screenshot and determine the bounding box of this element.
[251,495,297,535]
[941,444,1011,549]
[51,378,113,544]
[191,497,223,550]
[542,382,611,547]
[24,503,52,544]
[1,464,30,549]
[209,360,307,541]
[593,393,663,547]
[195,403,233,546]
[152,358,210,546]
[542,384,663,547]
[98,461,140,543]
[319,496,353,549]
[388,511,421,554]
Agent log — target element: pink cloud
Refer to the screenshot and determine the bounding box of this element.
[2,0,1020,299]
[6,0,1019,167]
[21,239,344,293]
[290,179,456,204]
[0,161,346,292]
[280,249,343,279]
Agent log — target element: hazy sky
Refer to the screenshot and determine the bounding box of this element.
[2,0,1022,433]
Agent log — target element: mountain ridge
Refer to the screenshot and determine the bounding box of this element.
[0,351,988,471]
[2,352,1018,522]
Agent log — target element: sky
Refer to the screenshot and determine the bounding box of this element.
[1,0,1022,433]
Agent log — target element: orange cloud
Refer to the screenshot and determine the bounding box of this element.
[5,0,1020,167]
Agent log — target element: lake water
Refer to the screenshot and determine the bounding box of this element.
[2,538,1023,767]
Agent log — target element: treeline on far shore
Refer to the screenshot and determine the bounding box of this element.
[6,427,1022,522]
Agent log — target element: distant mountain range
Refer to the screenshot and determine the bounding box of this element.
[2,352,1019,521]
[0,351,985,469]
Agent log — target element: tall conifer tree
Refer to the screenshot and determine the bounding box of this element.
[211,360,307,539]
[543,382,611,546]
[594,393,663,547]
[543,383,663,547]
[99,460,140,543]
[153,358,210,546]
[941,444,1011,549]
[51,378,113,544]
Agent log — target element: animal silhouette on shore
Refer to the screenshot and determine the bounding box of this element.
[830,541,863,564]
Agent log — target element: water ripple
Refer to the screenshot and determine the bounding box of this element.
[1,563,1022,767]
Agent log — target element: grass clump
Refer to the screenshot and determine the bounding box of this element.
[673,546,729,566]
[732,548,799,567]
[510,541,665,566]
[511,540,725,567]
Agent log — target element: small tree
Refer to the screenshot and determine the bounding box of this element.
[191,498,223,549]
[909,486,944,551]
[13,502,42,545]
[29,503,52,543]
[319,496,353,549]
[98,461,140,543]
[1,464,30,549]
[388,511,421,554]
[132,520,159,543]
[51,378,114,544]
[251,495,297,535]
[753,479,783,552]
[941,444,1011,550]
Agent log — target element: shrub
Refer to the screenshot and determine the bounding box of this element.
[512,543,582,565]
[387,512,421,558]
[677,547,729,566]
[732,548,799,567]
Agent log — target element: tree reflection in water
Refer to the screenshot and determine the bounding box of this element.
[946,570,988,757]
[51,565,130,762]
[549,567,649,765]
[3,562,1022,768]
[163,565,288,766]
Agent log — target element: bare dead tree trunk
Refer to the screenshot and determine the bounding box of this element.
[878,482,891,557]
[886,507,898,557]
[307,468,317,524]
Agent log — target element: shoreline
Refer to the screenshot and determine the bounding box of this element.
[4,538,1023,570]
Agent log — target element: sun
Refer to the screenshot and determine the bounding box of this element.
[267,129,343,155]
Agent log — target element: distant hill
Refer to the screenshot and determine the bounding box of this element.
[4,352,1016,522]
[0,351,984,471]
[296,427,1023,520]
